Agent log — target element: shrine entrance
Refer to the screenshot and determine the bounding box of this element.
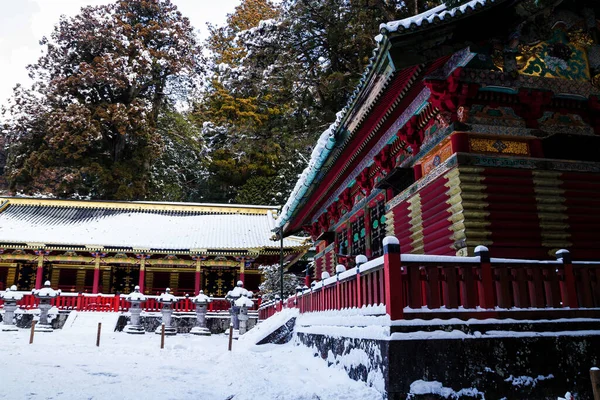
[203,267,237,297]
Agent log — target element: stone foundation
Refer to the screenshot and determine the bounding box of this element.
[1,311,69,329]
[115,312,258,334]
[295,319,600,399]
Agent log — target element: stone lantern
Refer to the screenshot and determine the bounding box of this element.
[225,281,249,330]
[235,293,254,335]
[32,281,60,332]
[124,285,146,334]
[190,290,211,336]
[1,285,23,331]
[154,288,179,336]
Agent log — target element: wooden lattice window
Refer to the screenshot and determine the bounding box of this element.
[370,200,386,258]
[351,215,366,256]
[337,226,349,257]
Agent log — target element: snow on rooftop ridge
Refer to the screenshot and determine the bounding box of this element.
[380,0,492,34]
[2,196,282,211]
[276,40,385,230]
[275,111,343,228]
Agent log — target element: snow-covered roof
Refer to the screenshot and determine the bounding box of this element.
[0,198,305,251]
[126,290,146,302]
[33,282,59,298]
[235,295,254,307]
[157,289,178,303]
[0,287,23,301]
[379,0,493,34]
[191,291,211,304]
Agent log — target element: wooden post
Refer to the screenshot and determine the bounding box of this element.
[476,245,495,309]
[96,322,102,347]
[29,320,36,344]
[92,254,101,294]
[113,294,120,312]
[76,293,83,310]
[160,323,165,349]
[194,257,202,296]
[591,367,600,400]
[356,255,366,309]
[34,253,44,290]
[138,256,146,293]
[228,323,233,351]
[556,249,578,308]
[383,236,403,320]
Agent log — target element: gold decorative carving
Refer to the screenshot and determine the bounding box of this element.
[421,140,454,176]
[593,74,600,89]
[568,30,594,48]
[469,138,529,156]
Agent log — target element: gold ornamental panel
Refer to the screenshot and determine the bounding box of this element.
[469,138,529,156]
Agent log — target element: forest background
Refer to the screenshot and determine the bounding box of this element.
[0,0,446,205]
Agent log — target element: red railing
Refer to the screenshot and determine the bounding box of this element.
[260,239,600,321]
[0,293,254,313]
[258,300,283,320]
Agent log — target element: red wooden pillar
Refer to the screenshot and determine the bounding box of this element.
[476,245,495,309]
[356,255,367,308]
[335,264,345,310]
[239,258,245,285]
[556,249,578,308]
[137,255,148,293]
[304,263,311,287]
[383,236,403,320]
[34,250,47,290]
[193,256,202,296]
[92,254,101,294]
[35,265,44,290]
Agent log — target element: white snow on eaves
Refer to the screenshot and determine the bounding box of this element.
[380,0,492,34]
[276,111,342,228]
[408,380,485,399]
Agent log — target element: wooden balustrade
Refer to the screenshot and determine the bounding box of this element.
[259,238,600,321]
[0,293,251,313]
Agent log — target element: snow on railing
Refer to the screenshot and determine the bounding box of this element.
[259,237,600,322]
[0,293,245,313]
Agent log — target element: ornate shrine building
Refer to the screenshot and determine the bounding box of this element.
[0,197,308,295]
[277,0,600,278]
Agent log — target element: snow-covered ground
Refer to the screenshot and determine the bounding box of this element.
[0,313,382,400]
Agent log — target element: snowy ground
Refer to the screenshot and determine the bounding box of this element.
[0,313,382,400]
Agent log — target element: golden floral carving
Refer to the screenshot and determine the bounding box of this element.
[469,138,529,156]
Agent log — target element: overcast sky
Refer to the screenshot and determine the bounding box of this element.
[0,0,240,108]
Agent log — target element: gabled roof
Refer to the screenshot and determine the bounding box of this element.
[276,0,547,233]
[0,197,307,252]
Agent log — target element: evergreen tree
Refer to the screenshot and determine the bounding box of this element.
[196,0,444,205]
[258,264,302,300]
[2,0,203,199]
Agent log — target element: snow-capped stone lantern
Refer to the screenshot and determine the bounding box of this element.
[235,293,254,335]
[32,281,60,332]
[124,285,146,334]
[225,281,249,330]
[154,288,179,336]
[1,285,23,331]
[190,290,211,336]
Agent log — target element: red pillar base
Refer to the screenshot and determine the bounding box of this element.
[92,268,100,294]
[35,267,44,290]
[194,271,201,295]
[138,269,145,293]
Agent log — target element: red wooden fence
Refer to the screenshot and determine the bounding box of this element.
[259,239,600,321]
[0,293,253,313]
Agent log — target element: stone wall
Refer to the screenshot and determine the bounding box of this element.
[295,319,600,399]
[0,311,70,329]
[115,312,257,334]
